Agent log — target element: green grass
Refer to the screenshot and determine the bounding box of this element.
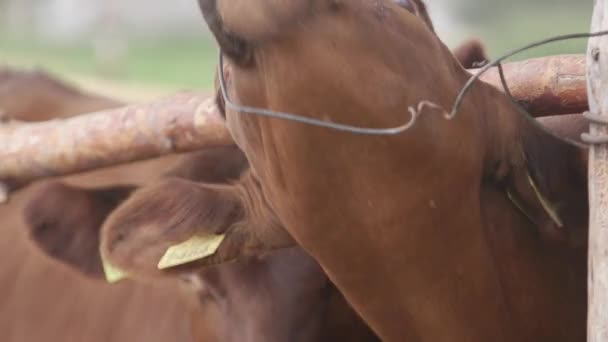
[0,7,595,92]
[465,8,592,62]
[0,36,219,90]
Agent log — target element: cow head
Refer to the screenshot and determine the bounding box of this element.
[24,181,136,278]
[200,0,586,242]
[197,1,588,339]
[23,146,294,281]
[22,146,247,279]
[23,145,379,342]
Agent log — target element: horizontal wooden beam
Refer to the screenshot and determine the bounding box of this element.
[0,92,232,201]
[474,54,587,116]
[0,55,590,202]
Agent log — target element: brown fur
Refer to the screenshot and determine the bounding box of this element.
[0,68,193,342]
[10,66,377,342]
[25,181,136,278]
[196,0,588,341]
[101,170,293,279]
[0,68,123,121]
[3,163,192,342]
[25,147,379,342]
[538,114,589,145]
[452,39,489,69]
[393,2,489,69]
[402,0,435,33]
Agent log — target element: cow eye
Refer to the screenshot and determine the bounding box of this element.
[394,0,415,13]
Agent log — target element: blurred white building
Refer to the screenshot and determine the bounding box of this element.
[3,0,210,43]
[1,0,466,46]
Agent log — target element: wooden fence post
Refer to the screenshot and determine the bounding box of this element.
[587,0,608,341]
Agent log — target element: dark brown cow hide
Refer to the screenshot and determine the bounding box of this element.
[0,68,193,342]
[24,146,379,342]
[10,69,378,342]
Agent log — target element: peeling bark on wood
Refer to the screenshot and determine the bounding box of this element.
[0,92,232,198]
[473,54,588,117]
[587,1,608,341]
[0,56,592,202]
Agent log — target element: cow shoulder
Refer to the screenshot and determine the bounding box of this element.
[22,180,135,278]
[101,171,294,279]
[21,146,249,279]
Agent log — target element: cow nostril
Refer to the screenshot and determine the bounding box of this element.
[394,0,415,13]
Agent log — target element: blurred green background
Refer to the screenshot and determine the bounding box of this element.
[0,0,594,97]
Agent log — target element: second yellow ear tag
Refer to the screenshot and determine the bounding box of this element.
[101,256,128,283]
[157,234,225,270]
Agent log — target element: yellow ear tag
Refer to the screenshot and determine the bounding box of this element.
[157,234,225,270]
[101,256,128,284]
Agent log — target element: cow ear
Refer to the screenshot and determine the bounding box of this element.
[100,177,244,278]
[22,181,135,279]
[452,39,489,69]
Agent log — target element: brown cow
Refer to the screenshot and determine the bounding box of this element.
[95,0,589,341]
[24,112,585,342]
[0,68,122,121]
[10,67,378,341]
[17,11,491,339]
[202,0,590,340]
[24,145,379,342]
[0,67,195,342]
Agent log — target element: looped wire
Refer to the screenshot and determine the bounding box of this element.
[447,31,608,149]
[218,51,423,135]
[581,111,608,145]
[217,31,608,138]
[449,30,608,119]
[585,111,608,125]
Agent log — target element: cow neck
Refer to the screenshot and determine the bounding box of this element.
[474,77,588,245]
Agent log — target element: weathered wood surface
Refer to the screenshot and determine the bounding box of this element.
[472,54,587,116]
[586,0,608,341]
[0,92,232,200]
[0,56,591,202]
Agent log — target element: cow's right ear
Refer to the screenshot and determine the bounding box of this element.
[452,39,489,69]
[22,181,136,279]
[99,177,245,278]
[100,175,294,279]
